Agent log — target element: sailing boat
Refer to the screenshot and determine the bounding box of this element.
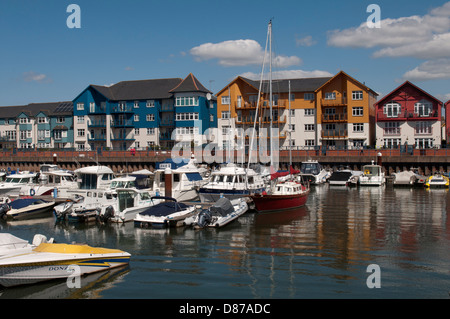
[249,21,310,213]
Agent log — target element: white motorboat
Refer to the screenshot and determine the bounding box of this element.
[152,158,207,202]
[0,172,39,198]
[393,170,418,186]
[184,197,249,229]
[96,188,161,223]
[328,169,363,186]
[198,163,266,203]
[32,170,78,198]
[425,173,449,188]
[0,198,55,220]
[299,160,331,185]
[0,241,130,287]
[134,196,196,228]
[359,162,386,186]
[0,233,53,257]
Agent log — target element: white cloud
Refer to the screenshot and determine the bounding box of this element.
[402,58,450,81]
[240,69,333,81]
[190,39,301,68]
[296,35,316,47]
[23,71,50,83]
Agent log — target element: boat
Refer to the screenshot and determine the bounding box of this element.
[328,169,363,186]
[0,172,39,198]
[424,173,449,188]
[0,198,55,220]
[32,170,78,198]
[96,188,161,223]
[184,197,249,228]
[299,160,331,185]
[0,241,131,287]
[359,162,386,186]
[392,170,418,186]
[0,233,53,257]
[198,163,266,203]
[134,196,196,228]
[250,179,309,213]
[152,158,207,202]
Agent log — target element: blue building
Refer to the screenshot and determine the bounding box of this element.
[0,102,73,150]
[72,73,216,151]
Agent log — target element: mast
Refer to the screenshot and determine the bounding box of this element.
[269,20,273,168]
[289,80,292,166]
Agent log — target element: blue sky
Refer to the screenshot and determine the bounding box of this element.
[1,0,450,106]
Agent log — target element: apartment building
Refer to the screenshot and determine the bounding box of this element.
[72,73,216,151]
[375,81,442,149]
[215,71,377,149]
[0,102,74,150]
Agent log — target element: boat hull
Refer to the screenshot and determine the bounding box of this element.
[199,188,265,203]
[250,191,309,213]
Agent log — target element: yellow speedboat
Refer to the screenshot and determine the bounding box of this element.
[424,174,449,188]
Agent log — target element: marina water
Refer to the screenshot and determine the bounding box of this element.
[0,185,449,299]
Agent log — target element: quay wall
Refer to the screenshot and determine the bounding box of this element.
[0,149,449,176]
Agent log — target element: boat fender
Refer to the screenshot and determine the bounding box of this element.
[0,203,10,220]
[364,170,370,175]
[30,189,35,196]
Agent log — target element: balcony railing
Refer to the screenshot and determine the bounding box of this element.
[321,129,348,139]
[377,110,439,121]
[321,97,347,106]
[88,120,107,127]
[322,113,347,122]
[111,105,133,113]
[383,128,401,136]
[110,120,134,127]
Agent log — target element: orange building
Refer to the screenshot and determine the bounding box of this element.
[215,71,378,150]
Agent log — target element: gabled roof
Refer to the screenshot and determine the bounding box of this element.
[217,75,332,96]
[314,70,378,96]
[169,73,212,94]
[375,81,442,106]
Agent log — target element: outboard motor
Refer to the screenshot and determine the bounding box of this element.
[98,205,114,223]
[196,209,212,228]
[0,203,10,220]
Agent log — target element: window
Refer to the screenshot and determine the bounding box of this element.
[288,124,295,132]
[77,103,84,110]
[304,93,315,101]
[289,93,295,101]
[384,122,400,135]
[90,102,95,112]
[134,114,139,122]
[77,129,85,137]
[415,121,432,134]
[134,101,140,108]
[304,109,314,116]
[384,138,401,149]
[305,124,315,131]
[221,96,230,105]
[289,109,295,117]
[415,138,433,148]
[147,128,155,135]
[210,114,214,122]
[175,113,199,121]
[77,116,85,124]
[383,101,401,118]
[56,117,65,123]
[325,92,336,100]
[37,117,48,124]
[353,123,364,132]
[134,128,140,135]
[146,100,155,107]
[352,91,363,100]
[414,100,433,117]
[305,139,315,146]
[176,96,199,106]
[324,108,335,115]
[146,114,155,121]
[352,107,364,116]
[221,111,231,119]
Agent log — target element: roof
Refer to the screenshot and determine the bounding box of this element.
[0,101,73,119]
[375,81,442,106]
[217,76,332,96]
[169,73,212,94]
[89,78,183,101]
[314,71,378,96]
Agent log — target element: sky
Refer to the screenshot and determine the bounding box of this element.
[1,0,450,106]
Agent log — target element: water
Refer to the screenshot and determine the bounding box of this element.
[0,185,449,299]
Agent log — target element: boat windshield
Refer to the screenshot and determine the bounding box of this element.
[301,163,320,175]
[364,166,380,175]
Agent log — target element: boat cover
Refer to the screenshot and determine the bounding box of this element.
[209,197,234,216]
[9,198,46,209]
[186,172,203,181]
[139,202,190,217]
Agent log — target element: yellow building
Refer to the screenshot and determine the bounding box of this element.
[215,71,378,150]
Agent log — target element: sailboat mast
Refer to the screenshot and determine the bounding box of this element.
[268,20,273,168]
[289,80,292,166]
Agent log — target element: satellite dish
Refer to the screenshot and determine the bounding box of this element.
[206,93,212,100]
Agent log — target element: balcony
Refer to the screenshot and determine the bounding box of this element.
[111,105,133,113]
[160,119,174,126]
[321,97,347,106]
[383,128,401,136]
[110,133,135,141]
[322,113,347,122]
[111,120,134,127]
[377,109,439,121]
[88,119,107,128]
[88,134,107,141]
[321,129,348,139]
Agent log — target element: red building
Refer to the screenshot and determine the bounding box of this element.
[375,81,442,149]
[445,100,450,144]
